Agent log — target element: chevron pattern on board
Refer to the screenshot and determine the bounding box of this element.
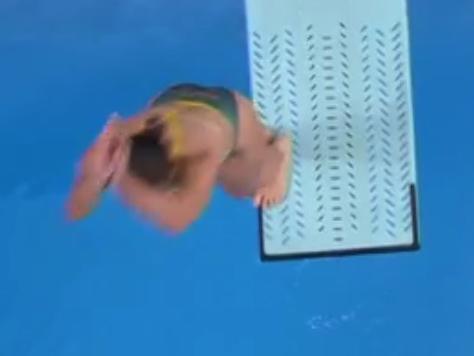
[247,0,419,258]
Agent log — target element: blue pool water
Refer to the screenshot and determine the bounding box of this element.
[1,0,473,355]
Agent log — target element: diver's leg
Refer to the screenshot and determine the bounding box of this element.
[252,135,291,208]
[217,147,277,197]
[218,93,292,207]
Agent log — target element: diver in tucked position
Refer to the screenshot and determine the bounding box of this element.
[67,84,292,232]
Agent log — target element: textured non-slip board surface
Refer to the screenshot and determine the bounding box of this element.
[245,0,420,259]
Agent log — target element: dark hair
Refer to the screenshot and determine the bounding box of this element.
[127,120,186,188]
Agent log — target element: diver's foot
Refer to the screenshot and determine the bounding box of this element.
[253,135,292,208]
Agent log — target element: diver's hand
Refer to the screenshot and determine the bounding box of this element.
[66,116,126,220]
[80,117,125,187]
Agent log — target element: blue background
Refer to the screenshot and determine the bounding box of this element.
[1,0,473,355]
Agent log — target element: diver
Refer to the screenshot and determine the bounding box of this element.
[66,83,292,232]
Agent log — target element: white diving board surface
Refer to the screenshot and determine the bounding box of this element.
[245,0,420,260]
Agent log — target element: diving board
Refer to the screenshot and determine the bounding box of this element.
[245,0,420,259]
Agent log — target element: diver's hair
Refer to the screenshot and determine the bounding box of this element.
[127,118,186,188]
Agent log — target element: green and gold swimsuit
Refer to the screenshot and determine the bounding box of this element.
[150,83,239,131]
[149,83,239,160]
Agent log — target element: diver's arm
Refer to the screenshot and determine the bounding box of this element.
[66,118,126,221]
[158,155,219,232]
[67,172,106,220]
[120,153,220,233]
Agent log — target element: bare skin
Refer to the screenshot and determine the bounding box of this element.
[218,93,292,207]
[66,89,292,232]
